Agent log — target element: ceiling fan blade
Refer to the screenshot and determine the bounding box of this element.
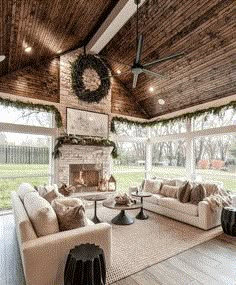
[94,54,131,67]
[135,34,143,64]
[132,74,139,88]
[143,52,185,68]
[101,70,130,80]
[142,68,166,79]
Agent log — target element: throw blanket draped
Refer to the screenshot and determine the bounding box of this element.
[204,188,232,211]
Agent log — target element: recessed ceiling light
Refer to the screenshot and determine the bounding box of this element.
[25,47,32,53]
[158,99,165,105]
[117,70,121,75]
[149,87,154,92]
[0,55,6,62]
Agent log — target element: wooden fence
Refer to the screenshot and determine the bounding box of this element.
[0,145,49,164]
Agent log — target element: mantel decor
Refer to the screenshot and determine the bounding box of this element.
[0,96,62,128]
[71,54,111,103]
[67,108,109,138]
[111,101,236,133]
[52,135,118,159]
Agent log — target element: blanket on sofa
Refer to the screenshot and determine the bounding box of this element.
[204,188,232,211]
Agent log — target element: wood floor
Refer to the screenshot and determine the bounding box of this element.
[0,213,235,285]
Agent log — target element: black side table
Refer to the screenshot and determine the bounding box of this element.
[84,196,107,224]
[221,207,236,237]
[64,243,106,285]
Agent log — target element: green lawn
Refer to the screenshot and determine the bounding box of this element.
[0,164,235,210]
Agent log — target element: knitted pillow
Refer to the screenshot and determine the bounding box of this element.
[160,185,179,198]
[190,184,206,205]
[177,182,192,203]
[52,198,88,231]
[18,183,37,201]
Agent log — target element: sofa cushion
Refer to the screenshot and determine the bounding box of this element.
[158,197,198,216]
[52,197,88,231]
[160,185,178,198]
[162,179,176,186]
[18,183,38,201]
[190,184,206,205]
[144,194,165,204]
[24,192,59,237]
[177,182,192,203]
[143,179,163,194]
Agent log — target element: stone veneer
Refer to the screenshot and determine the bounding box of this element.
[57,145,113,186]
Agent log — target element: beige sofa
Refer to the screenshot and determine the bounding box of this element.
[11,191,112,285]
[133,179,223,230]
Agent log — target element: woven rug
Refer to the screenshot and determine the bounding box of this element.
[86,207,222,284]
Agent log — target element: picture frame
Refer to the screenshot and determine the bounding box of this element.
[66,108,109,138]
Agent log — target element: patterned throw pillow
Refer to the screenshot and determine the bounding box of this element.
[160,185,179,198]
[52,198,88,231]
[143,179,163,194]
[177,182,192,203]
[190,184,206,205]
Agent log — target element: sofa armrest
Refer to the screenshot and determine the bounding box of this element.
[198,201,222,230]
[22,223,112,285]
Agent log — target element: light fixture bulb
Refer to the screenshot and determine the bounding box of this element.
[149,87,154,92]
[57,49,62,54]
[117,70,121,75]
[0,55,6,62]
[158,99,165,105]
[25,47,32,53]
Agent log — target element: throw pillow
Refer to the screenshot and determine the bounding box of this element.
[18,183,38,201]
[43,190,63,204]
[24,192,59,237]
[35,184,59,197]
[190,184,206,205]
[58,183,76,196]
[201,183,220,197]
[52,198,88,231]
[160,185,179,198]
[177,182,192,203]
[162,179,176,186]
[143,179,163,194]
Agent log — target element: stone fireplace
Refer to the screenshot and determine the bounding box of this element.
[57,145,113,192]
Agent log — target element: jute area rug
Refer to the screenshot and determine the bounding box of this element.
[86,206,222,284]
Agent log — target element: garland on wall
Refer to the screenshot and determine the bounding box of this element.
[111,101,236,133]
[71,54,111,103]
[0,97,63,128]
[52,135,118,159]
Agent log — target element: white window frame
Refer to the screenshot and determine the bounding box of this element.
[112,117,236,188]
[0,114,57,184]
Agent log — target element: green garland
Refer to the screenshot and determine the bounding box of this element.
[71,54,111,103]
[0,97,62,128]
[52,135,118,159]
[111,101,236,133]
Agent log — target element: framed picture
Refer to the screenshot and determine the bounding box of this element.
[66,108,109,138]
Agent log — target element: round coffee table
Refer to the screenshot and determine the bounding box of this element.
[84,196,107,224]
[131,192,152,220]
[103,199,141,225]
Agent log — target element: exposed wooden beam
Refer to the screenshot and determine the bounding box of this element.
[87,0,146,54]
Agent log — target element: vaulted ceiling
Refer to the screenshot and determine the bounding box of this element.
[0,0,235,119]
[0,0,118,77]
[101,0,236,118]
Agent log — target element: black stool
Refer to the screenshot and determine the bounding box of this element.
[221,207,236,237]
[64,243,106,285]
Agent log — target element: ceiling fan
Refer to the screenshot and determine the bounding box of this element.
[97,0,185,88]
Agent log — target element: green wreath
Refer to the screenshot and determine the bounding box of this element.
[71,54,111,103]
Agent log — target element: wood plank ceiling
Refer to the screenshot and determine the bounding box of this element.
[0,0,118,77]
[101,0,236,118]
